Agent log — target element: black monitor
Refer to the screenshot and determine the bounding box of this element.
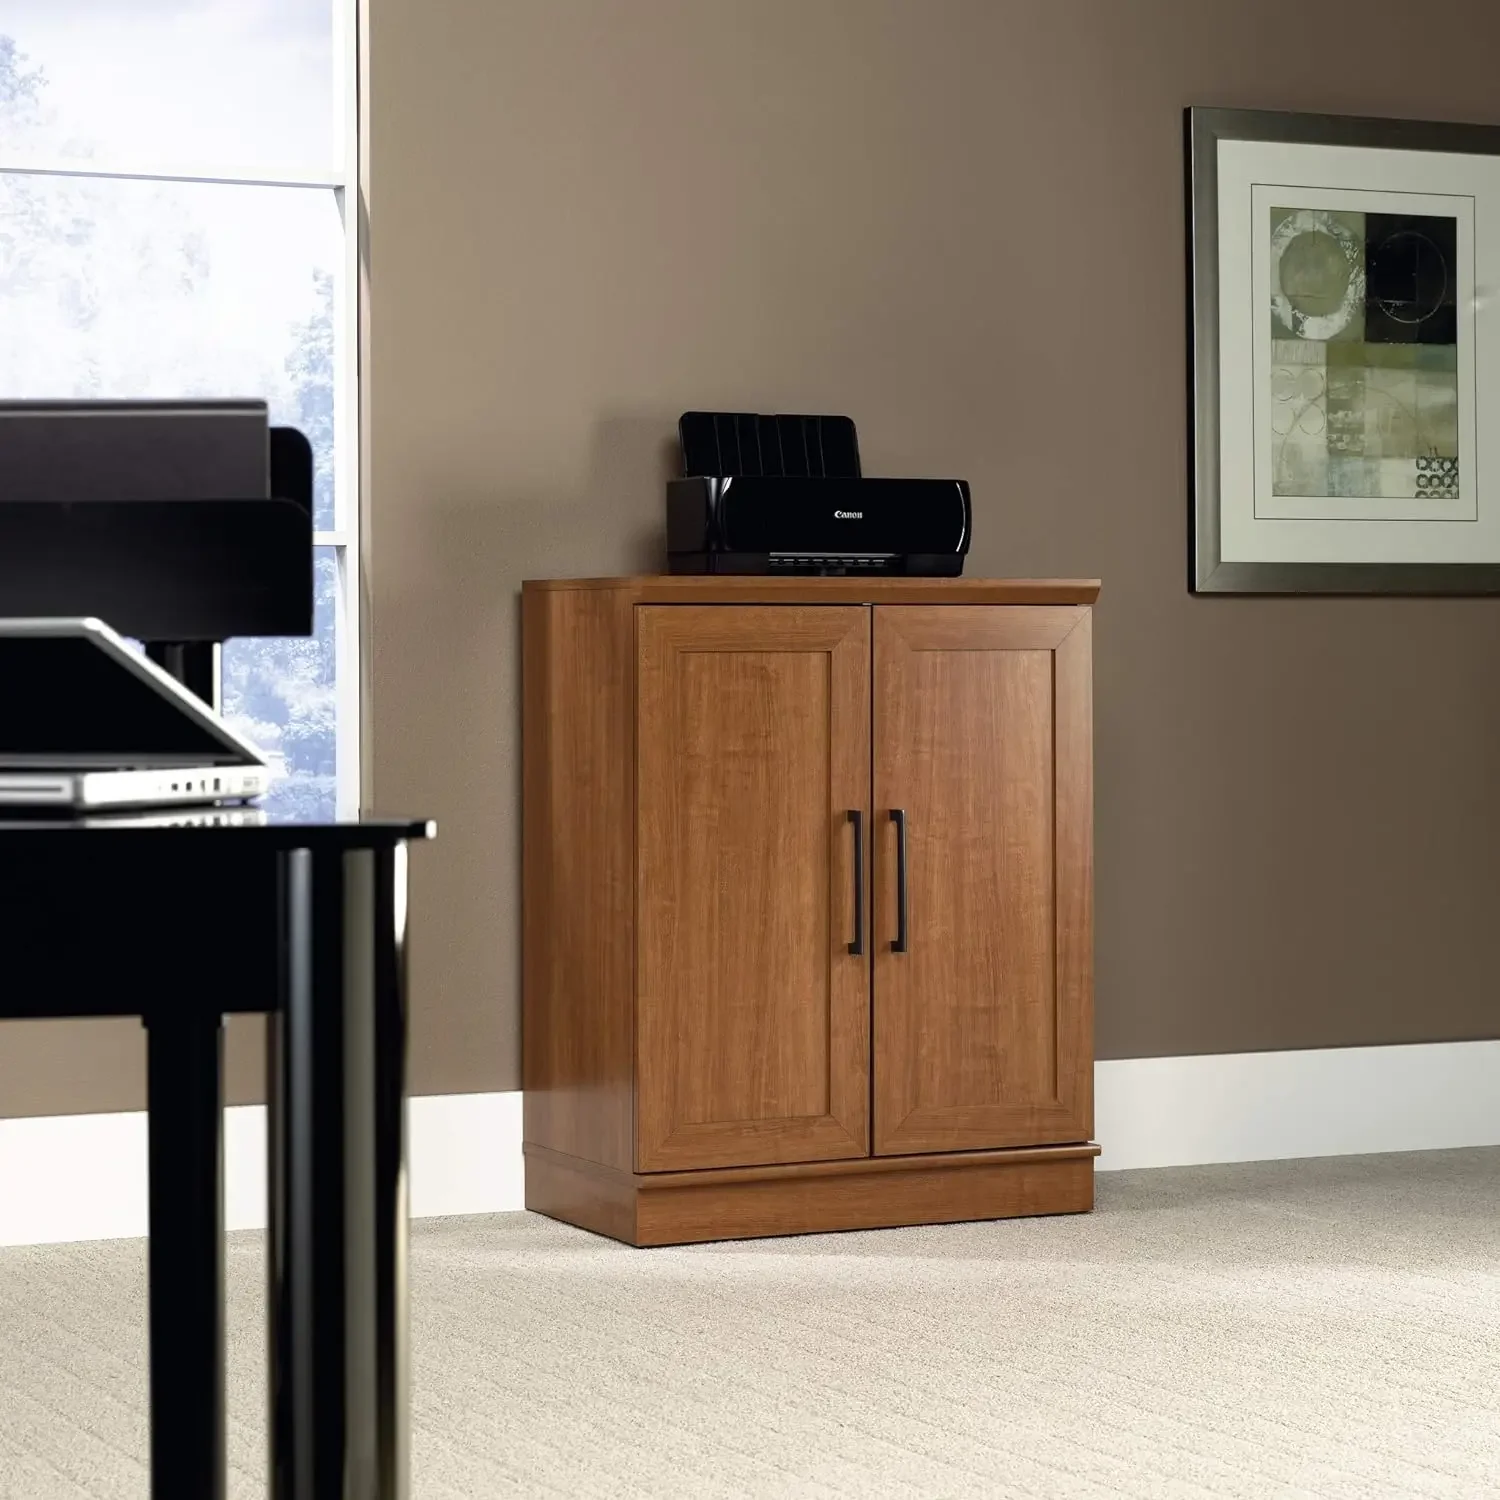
[0,400,314,645]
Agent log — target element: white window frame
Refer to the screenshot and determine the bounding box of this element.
[0,0,363,815]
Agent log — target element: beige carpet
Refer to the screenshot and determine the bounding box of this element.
[0,1148,1497,1498]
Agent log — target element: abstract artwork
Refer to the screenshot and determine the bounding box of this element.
[1268,207,1458,501]
[1188,108,1500,593]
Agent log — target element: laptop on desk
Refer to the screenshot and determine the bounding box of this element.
[0,618,274,811]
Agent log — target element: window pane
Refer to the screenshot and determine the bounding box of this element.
[0,5,336,175]
[223,546,339,821]
[0,172,340,528]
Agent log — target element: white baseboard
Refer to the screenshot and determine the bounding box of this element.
[1094,1039,1500,1171]
[0,1092,524,1249]
[1,1042,1496,1246]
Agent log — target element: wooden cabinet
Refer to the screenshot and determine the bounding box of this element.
[872,606,1093,1156]
[523,577,1098,1246]
[635,605,871,1171]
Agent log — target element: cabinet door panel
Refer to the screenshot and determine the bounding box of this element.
[873,606,1093,1154]
[636,605,871,1171]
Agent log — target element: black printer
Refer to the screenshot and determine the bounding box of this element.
[666,412,970,576]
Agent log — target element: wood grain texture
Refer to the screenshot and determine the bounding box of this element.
[521,582,1096,1242]
[523,1142,1096,1246]
[521,583,637,1170]
[1055,611,1096,1141]
[631,1141,1100,1189]
[523,577,1101,606]
[635,606,871,1171]
[638,1153,1094,1246]
[523,1145,638,1243]
[873,606,1093,1154]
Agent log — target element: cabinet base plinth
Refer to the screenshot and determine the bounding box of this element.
[523,1142,1099,1247]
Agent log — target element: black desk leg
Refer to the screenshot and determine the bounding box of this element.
[144,1009,226,1500]
[269,845,410,1500]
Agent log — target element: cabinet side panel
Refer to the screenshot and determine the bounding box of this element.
[522,585,635,1170]
[1055,609,1095,1139]
[523,1147,639,1245]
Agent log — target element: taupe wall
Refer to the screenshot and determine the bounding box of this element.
[6,0,1500,1119]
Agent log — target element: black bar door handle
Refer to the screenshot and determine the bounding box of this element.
[847,810,864,956]
[890,808,908,954]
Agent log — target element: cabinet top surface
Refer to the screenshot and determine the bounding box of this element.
[522,576,1100,605]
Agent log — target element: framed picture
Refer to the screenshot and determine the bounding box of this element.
[1188,107,1500,593]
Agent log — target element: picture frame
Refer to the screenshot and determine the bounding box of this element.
[1188,107,1500,594]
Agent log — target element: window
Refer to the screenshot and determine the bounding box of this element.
[0,2,359,818]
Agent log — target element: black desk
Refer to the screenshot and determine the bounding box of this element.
[0,814,435,1500]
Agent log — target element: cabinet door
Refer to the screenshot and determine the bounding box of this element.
[873,606,1092,1155]
[636,605,871,1171]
